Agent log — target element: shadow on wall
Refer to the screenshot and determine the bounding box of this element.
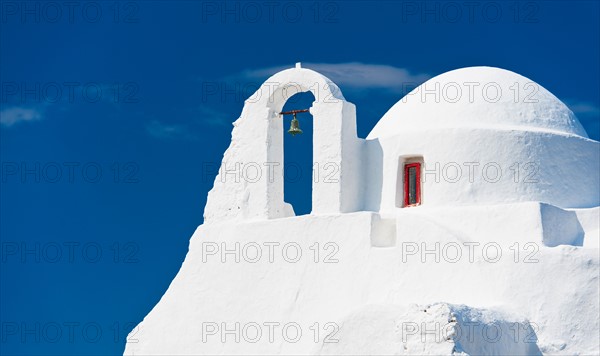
[315,303,543,355]
[540,203,585,247]
[363,138,383,212]
[453,314,543,355]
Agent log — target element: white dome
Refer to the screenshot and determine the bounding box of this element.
[367,66,588,139]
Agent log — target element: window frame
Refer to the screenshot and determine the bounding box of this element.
[403,162,421,207]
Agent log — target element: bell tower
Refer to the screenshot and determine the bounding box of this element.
[204,64,364,222]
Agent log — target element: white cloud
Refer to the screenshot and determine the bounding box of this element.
[145,106,234,140]
[189,63,430,132]
[566,100,600,116]
[0,106,43,127]
[196,105,232,127]
[240,62,431,93]
[146,120,195,140]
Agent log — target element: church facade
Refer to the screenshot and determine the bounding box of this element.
[203,64,599,247]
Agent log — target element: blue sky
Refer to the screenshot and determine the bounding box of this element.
[1,1,599,354]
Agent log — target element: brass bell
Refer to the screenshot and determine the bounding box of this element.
[287,113,303,136]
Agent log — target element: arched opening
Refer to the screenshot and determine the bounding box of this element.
[281,91,315,216]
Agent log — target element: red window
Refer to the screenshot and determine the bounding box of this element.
[404,162,421,207]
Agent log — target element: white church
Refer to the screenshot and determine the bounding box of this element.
[125,65,599,355]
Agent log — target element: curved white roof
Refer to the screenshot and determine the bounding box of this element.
[367,66,588,139]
